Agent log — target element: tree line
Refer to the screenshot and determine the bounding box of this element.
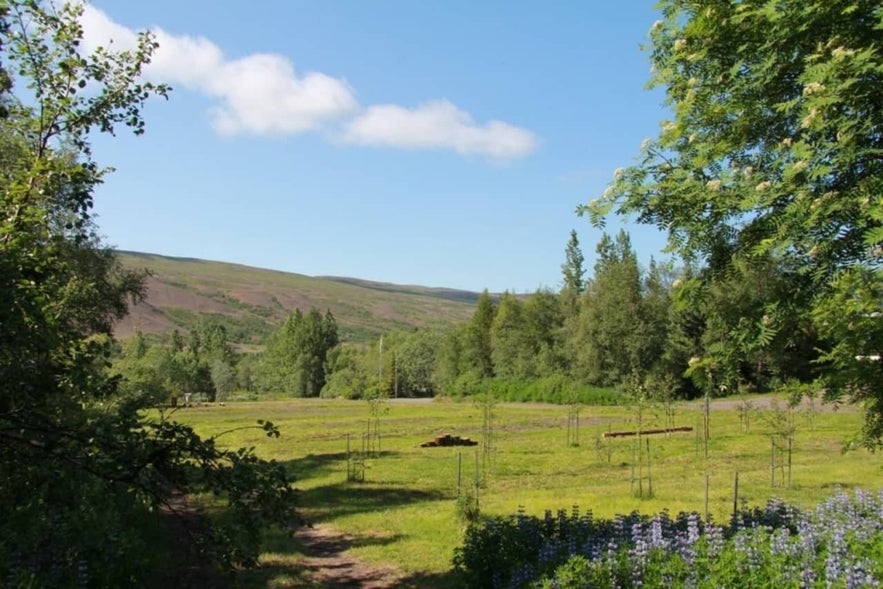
[321,229,822,402]
[117,226,826,408]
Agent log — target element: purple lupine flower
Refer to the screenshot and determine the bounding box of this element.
[796,516,817,588]
[629,526,648,588]
[78,559,89,588]
[648,516,668,551]
[824,520,847,584]
[845,560,880,589]
[704,522,724,560]
[687,513,701,545]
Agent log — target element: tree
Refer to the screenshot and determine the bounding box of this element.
[0,2,298,582]
[395,329,443,396]
[462,290,496,380]
[490,292,529,379]
[560,229,586,315]
[583,0,883,446]
[258,308,338,396]
[570,231,647,387]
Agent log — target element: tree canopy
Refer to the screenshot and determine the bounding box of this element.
[582,0,883,445]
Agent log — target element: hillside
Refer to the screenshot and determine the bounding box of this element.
[114,251,480,344]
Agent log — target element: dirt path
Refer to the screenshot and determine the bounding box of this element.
[293,524,403,588]
[158,491,229,589]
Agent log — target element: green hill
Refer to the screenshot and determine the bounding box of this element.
[115,251,480,344]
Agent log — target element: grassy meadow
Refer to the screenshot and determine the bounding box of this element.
[172,396,880,587]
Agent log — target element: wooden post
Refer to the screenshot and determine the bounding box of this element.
[705,474,710,522]
[474,448,480,509]
[646,437,652,498]
[733,471,740,523]
[457,452,462,498]
[787,435,792,490]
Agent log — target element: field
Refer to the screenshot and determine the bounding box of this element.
[174,395,879,587]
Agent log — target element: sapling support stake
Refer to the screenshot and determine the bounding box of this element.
[733,471,740,524]
[457,451,462,498]
[705,474,710,522]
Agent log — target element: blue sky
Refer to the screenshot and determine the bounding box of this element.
[83,1,670,293]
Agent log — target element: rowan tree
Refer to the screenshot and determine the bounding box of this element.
[583,0,883,445]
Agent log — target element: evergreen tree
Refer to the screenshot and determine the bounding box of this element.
[569,231,646,387]
[462,290,496,379]
[560,229,586,315]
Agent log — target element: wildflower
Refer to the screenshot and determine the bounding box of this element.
[705,523,724,560]
[802,82,825,97]
[648,517,667,550]
[706,179,722,191]
[755,181,771,192]
[613,167,625,181]
[801,108,819,128]
[673,38,687,52]
[831,46,855,60]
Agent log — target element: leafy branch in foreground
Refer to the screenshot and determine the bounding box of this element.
[0,1,300,584]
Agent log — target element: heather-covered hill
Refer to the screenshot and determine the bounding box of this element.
[115,251,480,344]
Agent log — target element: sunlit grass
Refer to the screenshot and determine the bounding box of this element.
[172,396,880,587]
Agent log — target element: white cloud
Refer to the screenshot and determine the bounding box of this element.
[79,5,536,158]
[81,5,357,136]
[343,100,537,160]
[80,4,139,52]
[208,54,357,135]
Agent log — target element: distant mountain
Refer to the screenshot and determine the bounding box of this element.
[115,251,480,344]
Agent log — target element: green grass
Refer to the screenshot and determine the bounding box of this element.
[172,396,880,587]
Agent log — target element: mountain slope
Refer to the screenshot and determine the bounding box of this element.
[115,251,480,344]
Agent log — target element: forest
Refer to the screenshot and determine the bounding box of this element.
[114,227,822,408]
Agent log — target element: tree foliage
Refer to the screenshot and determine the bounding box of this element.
[0,2,299,583]
[560,229,586,315]
[257,308,339,396]
[582,0,883,445]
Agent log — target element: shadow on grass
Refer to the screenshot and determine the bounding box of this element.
[298,481,447,522]
[232,524,465,589]
[284,450,400,481]
[285,451,348,480]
